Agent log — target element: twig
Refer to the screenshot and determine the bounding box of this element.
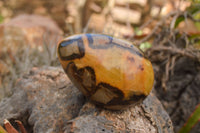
[136,11,181,45]
[4,119,18,133]
[187,12,200,22]
[150,46,200,61]
[15,120,27,133]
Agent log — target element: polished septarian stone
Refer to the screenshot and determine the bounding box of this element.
[58,34,154,110]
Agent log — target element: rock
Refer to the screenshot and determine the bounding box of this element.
[170,59,200,132]
[4,0,67,30]
[0,14,63,54]
[0,14,63,100]
[179,73,200,133]
[154,57,200,133]
[66,93,173,133]
[0,62,10,99]
[0,67,173,133]
[0,67,84,132]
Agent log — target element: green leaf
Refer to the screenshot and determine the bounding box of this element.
[179,104,200,133]
[174,16,185,28]
[134,27,143,36]
[139,42,152,52]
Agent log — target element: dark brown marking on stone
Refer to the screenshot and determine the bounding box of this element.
[65,62,146,107]
[76,66,97,94]
[129,94,146,102]
[86,34,144,57]
[58,36,85,61]
[138,65,144,71]
[86,33,113,49]
[97,83,124,98]
[127,56,135,63]
[65,62,91,97]
[89,82,124,105]
[106,94,146,106]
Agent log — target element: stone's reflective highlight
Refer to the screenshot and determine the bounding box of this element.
[57,34,154,110]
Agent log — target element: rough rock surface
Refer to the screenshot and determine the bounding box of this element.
[0,67,173,133]
[154,57,200,132]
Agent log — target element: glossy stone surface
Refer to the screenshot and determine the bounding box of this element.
[57,34,154,110]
